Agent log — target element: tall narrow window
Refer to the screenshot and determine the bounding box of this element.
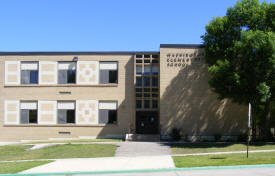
[136,77,142,87]
[152,66,159,75]
[57,101,75,124]
[58,62,76,84]
[21,62,38,84]
[136,66,142,75]
[99,102,117,124]
[20,101,38,124]
[152,77,158,87]
[144,77,150,87]
[99,62,118,84]
[144,66,151,75]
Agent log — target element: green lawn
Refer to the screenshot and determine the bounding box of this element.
[0,144,117,161]
[24,138,122,144]
[171,143,275,154]
[173,152,275,168]
[0,161,52,174]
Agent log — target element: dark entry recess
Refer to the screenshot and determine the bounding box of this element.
[136,111,158,134]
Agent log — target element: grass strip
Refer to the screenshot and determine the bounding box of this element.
[173,151,275,167]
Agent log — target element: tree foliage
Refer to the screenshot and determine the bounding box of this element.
[202,0,275,138]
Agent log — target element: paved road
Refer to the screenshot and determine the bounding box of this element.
[115,142,171,157]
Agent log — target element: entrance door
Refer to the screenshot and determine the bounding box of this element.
[136,111,158,134]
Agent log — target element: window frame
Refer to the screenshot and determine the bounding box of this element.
[58,62,76,84]
[99,61,118,84]
[98,101,118,124]
[57,101,76,124]
[20,101,38,124]
[20,61,39,85]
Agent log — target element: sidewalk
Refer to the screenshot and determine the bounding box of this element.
[20,155,175,174]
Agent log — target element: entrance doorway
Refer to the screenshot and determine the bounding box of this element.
[136,111,158,134]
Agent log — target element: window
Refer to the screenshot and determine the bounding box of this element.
[136,100,142,109]
[58,62,76,84]
[99,62,118,84]
[152,100,158,109]
[99,102,117,124]
[136,66,142,75]
[21,62,38,84]
[144,100,150,109]
[152,77,158,87]
[20,101,38,124]
[152,66,159,75]
[144,66,151,75]
[57,101,75,124]
[136,77,142,87]
[144,77,150,87]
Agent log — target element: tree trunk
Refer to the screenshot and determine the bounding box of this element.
[264,98,271,140]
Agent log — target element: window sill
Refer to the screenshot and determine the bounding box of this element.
[3,124,118,127]
[4,84,118,88]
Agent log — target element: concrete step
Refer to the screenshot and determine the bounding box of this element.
[125,133,160,142]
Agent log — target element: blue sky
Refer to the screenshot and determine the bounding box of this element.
[0,0,273,51]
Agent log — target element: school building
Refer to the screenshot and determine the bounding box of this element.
[0,44,247,141]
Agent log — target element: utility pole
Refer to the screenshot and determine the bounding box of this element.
[247,103,251,158]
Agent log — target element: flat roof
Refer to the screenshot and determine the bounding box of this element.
[160,44,204,48]
[0,51,160,56]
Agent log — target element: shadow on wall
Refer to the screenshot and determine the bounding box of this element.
[160,62,248,137]
[97,56,134,139]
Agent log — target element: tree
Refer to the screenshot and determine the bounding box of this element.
[201,0,275,139]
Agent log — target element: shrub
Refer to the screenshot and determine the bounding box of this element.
[171,128,181,141]
[214,134,222,142]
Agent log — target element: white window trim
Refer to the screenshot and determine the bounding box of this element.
[99,62,117,70]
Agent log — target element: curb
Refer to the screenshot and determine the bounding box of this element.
[1,164,275,176]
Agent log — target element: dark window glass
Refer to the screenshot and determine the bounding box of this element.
[152,59,159,63]
[152,55,159,59]
[144,55,150,58]
[136,55,142,58]
[58,109,75,124]
[152,100,158,109]
[144,77,150,87]
[67,110,75,123]
[30,71,38,84]
[29,110,38,123]
[21,70,38,84]
[152,88,158,92]
[144,100,150,109]
[67,70,76,84]
[152,77,158,87]
[152,93,158,98]
[136,88,142,92]
[108,110,117,124]
[136,77,142,87]
[20,109,37,124]
[136,93,142,97]
[144,59,150,63]
[144,88,150,92]
[144,93,150,97]
[136,60,142,63]
[109,70,118,83]
[136,100,142,109]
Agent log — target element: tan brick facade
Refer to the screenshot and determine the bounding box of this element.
[0,45,248,141]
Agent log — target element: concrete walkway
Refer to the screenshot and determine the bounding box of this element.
[115,142,171,157]
[21,156,175,174]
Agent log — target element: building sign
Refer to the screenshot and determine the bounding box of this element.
[166,52,204,67]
